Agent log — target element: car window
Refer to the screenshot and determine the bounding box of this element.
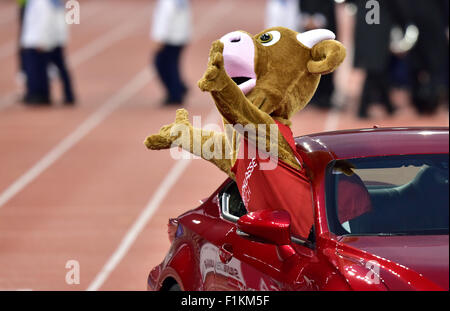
[327,154,449,236]
[220,181,247,221]
[221,180,316,247]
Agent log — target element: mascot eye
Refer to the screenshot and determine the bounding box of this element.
[260,33,272,42]
[259,30,281,46]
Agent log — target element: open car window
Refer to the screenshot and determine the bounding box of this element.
[219,180,316,247]
[327,154,449,236]
[219,181,248,222]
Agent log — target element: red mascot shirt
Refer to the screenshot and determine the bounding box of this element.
[231,121,314,238]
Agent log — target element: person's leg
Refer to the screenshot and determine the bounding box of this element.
[170,44,187,100]
[310,73,334,109]
[377,71,395,115]
[358,72,372,118]
[23,49,50,104]
[164,45,188,104]
[18,5,26,74]
[22,48,32,101]
[153,44,172,102]
[49,47,76,104]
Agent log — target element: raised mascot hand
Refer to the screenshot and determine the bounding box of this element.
[144,109,191,150]
[198,40,230,93]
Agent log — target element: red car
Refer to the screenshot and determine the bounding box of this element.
[148,127,449,291]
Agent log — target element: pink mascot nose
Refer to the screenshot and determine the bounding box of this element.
[219,31,256,89]
[225,32,242,43]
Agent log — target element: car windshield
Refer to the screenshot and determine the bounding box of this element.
[326,154,449,236]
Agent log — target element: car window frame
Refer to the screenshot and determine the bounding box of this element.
[219,180,316,249]
[325,154,450,237]
[220,190,240,223]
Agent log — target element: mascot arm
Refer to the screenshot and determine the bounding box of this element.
[198,41,286,163]
[144,109,234,177]
[198,41,301,169]
[198,41,274,129]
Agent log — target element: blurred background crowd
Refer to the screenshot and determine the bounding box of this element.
[0,0,448,291]
[12,0,449,120]
[264,0,449,119]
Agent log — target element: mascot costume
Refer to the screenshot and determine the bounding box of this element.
[145,27,346,238]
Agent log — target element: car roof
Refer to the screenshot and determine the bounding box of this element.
[295,127,449,160]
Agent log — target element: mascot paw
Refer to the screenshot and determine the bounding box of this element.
[144,109,191,150]
[144,132,174,150]
[174,108,190,125]
[198,40,229,92]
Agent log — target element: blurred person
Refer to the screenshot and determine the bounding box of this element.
[17,0,27,79]
[300,0,337,109]
[21,0,75,105]
[406,0,449,114]
[47,0,76,104]
[350,0,411,119]
[265,0,301,31]
[21,0,51,104]
[301,0,336,32]
[151,0,191,106]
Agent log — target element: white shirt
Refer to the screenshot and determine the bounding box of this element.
[265,0,301,31]
[21,0,68,50]
[151,0,192,46]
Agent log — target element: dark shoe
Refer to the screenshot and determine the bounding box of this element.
[386,106,396,116]
[23,94,51,106]
[164,100,183,106]
[358,111,369,119]
[64,98,76,105]
[163,96,183,106]
[181,85,189,98]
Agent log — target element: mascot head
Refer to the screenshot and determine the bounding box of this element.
[219,27,346,123]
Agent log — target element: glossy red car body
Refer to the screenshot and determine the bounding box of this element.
[148,127,449,291]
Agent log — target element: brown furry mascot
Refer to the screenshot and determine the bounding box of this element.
[145,27,346,238]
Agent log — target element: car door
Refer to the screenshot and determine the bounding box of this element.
[213,181,317,291]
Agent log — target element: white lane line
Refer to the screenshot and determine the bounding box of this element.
[86,0,233,291]
[0,4,150,111]
[72,1,105,24]
[323,107,341,132]
[0,68,152,209]
[0,92,19,111]
[0,92,17,111]
[86,109,220,292]
[87,99,338,291]
[88,102,338,292]
[69,10,148,67]
[0,41,15,61]
[0,6,15,25]
[85,159,191,291]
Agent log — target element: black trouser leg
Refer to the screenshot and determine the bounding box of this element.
[49,46,75,103]
[358,73,372,118]
[23,48,50,104]
[154,46,171,97]
[359,71,394,117]
[311,73,334,109]
[154,44,186,103]
[18,6,26,73]
[376,71,395,114]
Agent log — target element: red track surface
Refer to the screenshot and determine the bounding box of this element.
[0,0,447,291]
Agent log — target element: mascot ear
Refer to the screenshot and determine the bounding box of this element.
[307,40,346,75]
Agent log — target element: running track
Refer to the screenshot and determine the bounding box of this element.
[0,0,448,291]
